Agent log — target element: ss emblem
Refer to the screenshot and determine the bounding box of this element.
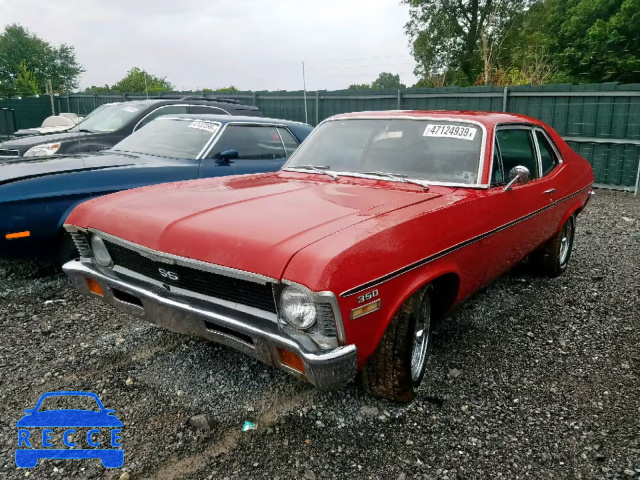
[158,268,179,281]
[357,289,379,304]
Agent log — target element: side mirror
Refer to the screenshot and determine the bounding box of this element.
[504,165,530,191]
[103,409,115,414]
[216,149,238,164]
[24,409,34,415]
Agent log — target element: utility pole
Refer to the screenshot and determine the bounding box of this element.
[302,61,308,124]
[144,71,149,99]
[46,79,55,116]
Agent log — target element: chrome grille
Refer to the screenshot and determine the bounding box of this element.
[0,149,19,157]
[104,240,277,314]
[316,303,337,337]
[70,232,92,258]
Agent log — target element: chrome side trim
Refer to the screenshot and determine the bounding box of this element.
[340,183,593,297]
[282,115,490,189]
[89,228,278,285]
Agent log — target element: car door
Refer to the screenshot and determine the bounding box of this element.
[478,126,558,282]
[199,124,291,178]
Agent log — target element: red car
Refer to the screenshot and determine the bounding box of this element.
[63,111,594,402]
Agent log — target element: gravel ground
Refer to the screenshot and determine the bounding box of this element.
[0,189,638,480]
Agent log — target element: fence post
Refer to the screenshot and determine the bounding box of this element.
[635,156,640,196]
[315,91,320,125]
[252,91,257,107]
[397,89,402,110]
[502,87,509,112]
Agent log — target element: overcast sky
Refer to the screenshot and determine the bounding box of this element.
[1,0,418,92]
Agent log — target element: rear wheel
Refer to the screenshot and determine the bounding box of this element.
[362,287,432,402]
[533,215,575,277]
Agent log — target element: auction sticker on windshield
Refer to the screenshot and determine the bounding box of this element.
[188,121,220,133]
[424,124,477,141]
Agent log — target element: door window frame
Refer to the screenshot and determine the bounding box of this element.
[201,122,298,160]
[492,124,544,185]
[531,127,563,176]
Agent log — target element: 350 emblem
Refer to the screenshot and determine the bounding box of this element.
[357,289,379,304]
[158,268,179,281]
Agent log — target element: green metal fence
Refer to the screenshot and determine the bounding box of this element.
[2,83,639,190]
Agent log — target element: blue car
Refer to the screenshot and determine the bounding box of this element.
[0,115,312,261]
[16,391,123,468]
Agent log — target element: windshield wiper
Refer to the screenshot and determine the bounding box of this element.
[75,128,96,133]
[287,165,339,180]
[362,171,430,190]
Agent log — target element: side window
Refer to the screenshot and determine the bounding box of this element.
[136,105,188,130]
[207,125,287,160]
[491,141,504,186]
[187,106,228,115]
[535,130,559,175]
[495,129,540,180]
[277,127,300,156]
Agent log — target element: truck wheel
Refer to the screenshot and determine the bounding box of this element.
[362,287,432,402]
[533,215,575,277]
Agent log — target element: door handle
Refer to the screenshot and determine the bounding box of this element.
[543,188,557,194]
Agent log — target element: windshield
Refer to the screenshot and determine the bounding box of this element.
[71,102,146,133]
[37,395,101,412]
[286,118,484,185]
[112,118,220,159]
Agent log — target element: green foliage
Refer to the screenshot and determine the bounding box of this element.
[0,24,84,97]
[404,0,534,85]
[547,0,640,83]
[84,85,113,94]
[371,72,406,89]
[348,83,372,90]
[112,67,173,94]
[13,60,39,96]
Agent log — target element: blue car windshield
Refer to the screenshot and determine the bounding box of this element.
[37,395,101,412]
[113,118,220,159]
[70,102,146,133]
[286,118,484,185]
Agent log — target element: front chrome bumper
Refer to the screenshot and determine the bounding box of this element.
[63,260,357,390]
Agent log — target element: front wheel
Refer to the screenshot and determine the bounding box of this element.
[533,215,576,277]
[362,287,432,402]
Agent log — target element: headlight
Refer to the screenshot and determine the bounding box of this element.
[24,142,61,157]
[91,235,112,267]
[279,285,317,330]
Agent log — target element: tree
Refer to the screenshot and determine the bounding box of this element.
[0,24,84,97]
[371,72,406,89]
[13,60,39,96]
[545,0,640,83]
[112,68,173,94]
[348,83,372,90]
[84,84,113,94]
[202,86,239,94]
[403,0,534,85]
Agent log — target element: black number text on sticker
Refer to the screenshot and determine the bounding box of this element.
[357,289,379,304]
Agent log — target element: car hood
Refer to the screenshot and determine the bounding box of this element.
[0,130,98,155]
[16,410,123,428]
[0,151,139,186]
[67,173,442,279]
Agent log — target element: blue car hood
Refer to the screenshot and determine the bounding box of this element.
[17,409,123,428]
[0,151,138,185]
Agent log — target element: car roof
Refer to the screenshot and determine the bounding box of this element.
[159,114,311,127]
[122,98,260,111]
[328,110,544,128]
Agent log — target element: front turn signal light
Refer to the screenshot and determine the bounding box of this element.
[350,299,381,320]
[5,231,30,239]
[85,278,104,296]
[278,348,305,374]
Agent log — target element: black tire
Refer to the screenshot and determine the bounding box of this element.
[362,287,432,402]
[532,215,575,277]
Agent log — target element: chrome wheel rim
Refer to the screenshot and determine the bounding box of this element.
[559,219,573,265]
[410,296,431,383]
